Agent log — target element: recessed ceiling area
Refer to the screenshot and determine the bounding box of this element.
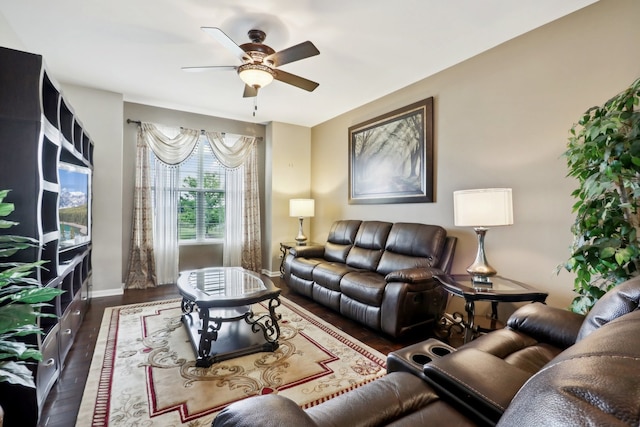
[0,0,598,127]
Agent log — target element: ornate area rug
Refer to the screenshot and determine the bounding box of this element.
[76,297,387,426]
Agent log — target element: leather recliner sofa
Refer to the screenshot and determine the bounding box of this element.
[212,276,640,427]
[283,220,457,337]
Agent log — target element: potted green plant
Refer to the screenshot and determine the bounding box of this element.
[562,77,640,313]
[0,189,62,424]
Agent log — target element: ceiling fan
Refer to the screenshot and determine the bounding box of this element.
[183,27,320,98]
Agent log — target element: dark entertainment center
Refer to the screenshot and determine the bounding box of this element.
[0,46,93,412]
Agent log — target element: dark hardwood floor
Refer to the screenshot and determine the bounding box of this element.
[38,277,450,427]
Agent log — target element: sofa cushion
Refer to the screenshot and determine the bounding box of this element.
[497,310,640,427]
[305,372,454,427]
[289,257,323,280]
[346,221,392,270]
[324,220,361,263]
[213,394,317,427]
[324,242,352,263]
[377,223,446,275]
[506,302,584,349]
[462,328,563,375]
[340,295,381,330]
[312,262,359,291]
[377,252,432,276]
[577,275,640,341]
[341,271,387,306]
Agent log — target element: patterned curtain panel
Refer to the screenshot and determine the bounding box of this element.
[241,146,262,272]
[125,128,157,289]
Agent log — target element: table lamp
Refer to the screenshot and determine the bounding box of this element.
[453,188,513,285]
[289,199,315,244]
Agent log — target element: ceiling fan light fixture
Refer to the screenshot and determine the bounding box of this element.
[238,63,275,89]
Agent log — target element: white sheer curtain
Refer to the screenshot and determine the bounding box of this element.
[153,163,180,285]
[205,132,261,272]
[224,166,243,266]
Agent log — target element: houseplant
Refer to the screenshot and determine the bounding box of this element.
[562,77,640,313]
[0,189,62,423]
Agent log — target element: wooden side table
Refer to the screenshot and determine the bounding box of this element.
[435,274,548,344]
[279,241,320,278]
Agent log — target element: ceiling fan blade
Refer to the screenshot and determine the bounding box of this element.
[264,41,319,67]
[181,65,237,72]
[274,69,319,92]
[201,27,249,62]
[243,85,258,98]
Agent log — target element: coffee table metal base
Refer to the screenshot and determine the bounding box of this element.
[181,296,281,367]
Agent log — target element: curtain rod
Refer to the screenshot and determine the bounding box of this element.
[125,118,262,141]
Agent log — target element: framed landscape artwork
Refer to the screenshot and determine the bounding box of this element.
[348,97,434,204]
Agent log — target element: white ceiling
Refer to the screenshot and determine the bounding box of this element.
[0,0,598,127]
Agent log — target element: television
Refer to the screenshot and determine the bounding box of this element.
[58,162,91,251]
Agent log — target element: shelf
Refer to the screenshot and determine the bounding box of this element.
[0,46,94,415]
[82,132,91,159]
[40,240,58,284]
[41,72,59,129]
[42,135,59,184]
[41,189,58,235]
[73,120,82,153]
[59,100,73,147]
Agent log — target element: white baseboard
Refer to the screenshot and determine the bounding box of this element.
[262,269,281,278]
[91,286,125,298]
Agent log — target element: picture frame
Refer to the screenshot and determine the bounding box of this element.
[348,97,434,204]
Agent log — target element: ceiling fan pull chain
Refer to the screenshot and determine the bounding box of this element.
[253,93,258,117]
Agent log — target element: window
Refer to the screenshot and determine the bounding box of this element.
[150,138,226,242]
[178,142,225,241]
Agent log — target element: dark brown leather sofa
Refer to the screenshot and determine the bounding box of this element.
[212,276,640,427]
[283,220,457,337]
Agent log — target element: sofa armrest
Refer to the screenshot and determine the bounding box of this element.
[213,394,317,427]
[423,348,532,425]
[385,267,444,284]
[507,302,584,349]
[289,244,325,258]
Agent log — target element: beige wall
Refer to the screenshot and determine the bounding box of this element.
[310,0,640,311]
[264,122,312,273]
[60,84,125,296]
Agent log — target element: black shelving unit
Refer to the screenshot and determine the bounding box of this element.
[0,46,94,413]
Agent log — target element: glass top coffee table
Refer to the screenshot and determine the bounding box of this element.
[177,267,282,367]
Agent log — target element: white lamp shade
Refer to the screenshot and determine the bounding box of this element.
[453,188,513,227]
[238,65,274,88]
[290,199,315,218]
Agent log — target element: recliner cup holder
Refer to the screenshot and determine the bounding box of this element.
[387,338,457,379]
[411,354,432,364]
[432,346,452,357]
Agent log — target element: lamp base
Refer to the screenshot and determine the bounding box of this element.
[467,227,497,287]
[470,274,494,286]
[295,217,307,244]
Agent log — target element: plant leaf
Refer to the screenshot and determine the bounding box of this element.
[0,361,36,388]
